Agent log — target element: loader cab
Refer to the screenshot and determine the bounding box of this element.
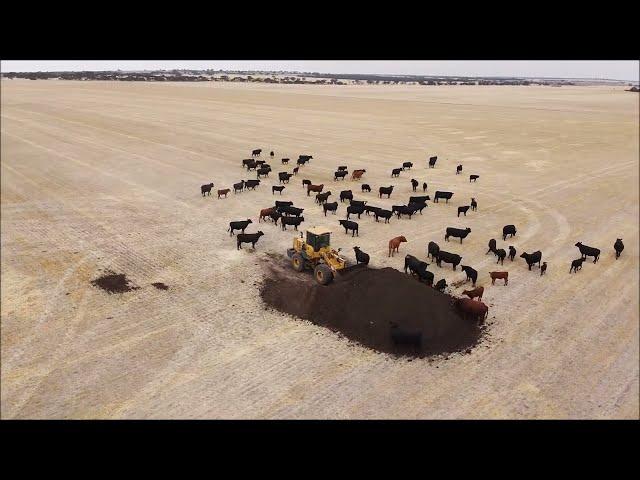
[306,227,332,252]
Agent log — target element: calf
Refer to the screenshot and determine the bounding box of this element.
[428,156,437,168]
[520,251,542,270]
[259,207,276,222]
[361,184,371,193]
[347,204,365,219]
[422,182,428,192]
[411,178,419,191]
[540,262,547,276]
[245,179,260,190]
[495,248,506,265]
[434,279,448,292]
[614,239,624,259]
[228,219,253,236]
[237,231,264,250]
[281,216,305,231]
[293,166,299,175]
[445,227,472,243]
[270,151,274,158]
[454,298,488,323]
[334,170,349,181]
[217,188,230,198]
[575,242,600,263]
[353,246,370,265]
[351,169,366,180]
[390,322,422,348]
[375,209,393,223]
[339,220,359,237]
[433,191,454,203]
[201,183,214,196]
[457,206,470,217]
[427,241,440,260]
[340,190,353,203]
[275,200,294,208]
[272,186,285,195]
[487,239,497,255]
[379,186,394,198]
[388,236,408,257]
[251,149,262,157]
[470,175,479,182]
[436,250,462,270]
[471,198,477,211]
[391,168,402,177]
[315,191,332,205]
[462,286,484,300]
[508,246,517,261]
[233,180,245,193]
[302,179,311,188]
[569,258,584,273]
[461,265,478,286]
[456,165,462,174]
[489,271,508,285]
[307,184,324,196]
[337,166,348,171]
[281,158,290,165]
[323,202,338,216]
[503,225,517,241]
[402,161,413,170]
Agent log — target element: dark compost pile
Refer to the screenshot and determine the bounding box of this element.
[260,265,483,357]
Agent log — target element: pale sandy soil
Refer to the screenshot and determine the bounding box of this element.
[1,81,638,419]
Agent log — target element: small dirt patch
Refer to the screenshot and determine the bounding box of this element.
[90,270,139,294]
[151,282,169,290]
[260,262,484,357]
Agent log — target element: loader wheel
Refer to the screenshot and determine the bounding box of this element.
[291,253,305,272]
[314,264,333,285]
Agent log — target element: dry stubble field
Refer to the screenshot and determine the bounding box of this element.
[1,80,638,419]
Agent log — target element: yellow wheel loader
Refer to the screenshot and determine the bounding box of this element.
[286,227,348,285]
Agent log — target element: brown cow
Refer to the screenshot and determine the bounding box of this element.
[307,184,324,196]
[489,271,508,285]
[351,169,366,181]
[454,298,489,323]
[388,236,408,257]
[259,207,276,222]
[462,286,484,301]
[217,188,230,198]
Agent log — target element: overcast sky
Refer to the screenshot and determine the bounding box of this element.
[1,60,638,81]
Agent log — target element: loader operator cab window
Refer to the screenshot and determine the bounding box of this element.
[307,232,330,252]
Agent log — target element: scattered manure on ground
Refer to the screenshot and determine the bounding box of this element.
[90,270,139,294]
[151,282,169,290]
[260,263,484,358]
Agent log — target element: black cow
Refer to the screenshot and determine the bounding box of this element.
[269,211,281,224]
[281,216,305,231]
[275,200,294,208]
[228,219,253,236]
[339,220,359,237]
[201,183,214,196]
[323,202,338,216]
[379,186,394,198]
[278,172,293,184]
[392,205,405,216]
[427,241,440,260]
[255,160,266,167]
[281,158,290,165]
[570,258,584,273]
[508,246,517,261]
[391,168,402,177]
[403,161,413,170]
[375,209,393,223]
[261,163,272,169]
[470,175,479,182]
[434,279,447,292]
[456,165,462,174]
[340,190,353,203]
[487,239,497,255]
[272,186,285,195]
[457,206,470,217]
[297,158,309,166]
[407,202,427,214]
[245,179,260,190]
[409,196,430,204]
[495,248,506,265]
[436,250,462,270]
[411,179,419,191]
[270,151,274,158]
[251,149,262,157]
[293,167,299,175]
[428,156,437,168]
[242,159,254,168]
[257,167,270,178]
[278,206,304,217]
[390,322,422,348]
[302,179,311,188]
[337,166,348,171]
[395,205,418,219]
[520,251,542,270]
[237,231,264,250]
[361,184,371,193]
[503,225,517,240]
[445,227,471,243]
[246,161,258,171]
[364,205,380,216]
[353,246,370,265]
[316,191,332,205]
[461,265,477,286]
[298,155,313,162]
[347,204,365,219]
[233,181,245,193]
[471,198,478,211]
[334,170,348,181]
[349,200,367,207]
[433,191,454,203]
[575,242,600,263]
[404,254,431,284]
[422,182,428,192]
[614,239,624,259]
